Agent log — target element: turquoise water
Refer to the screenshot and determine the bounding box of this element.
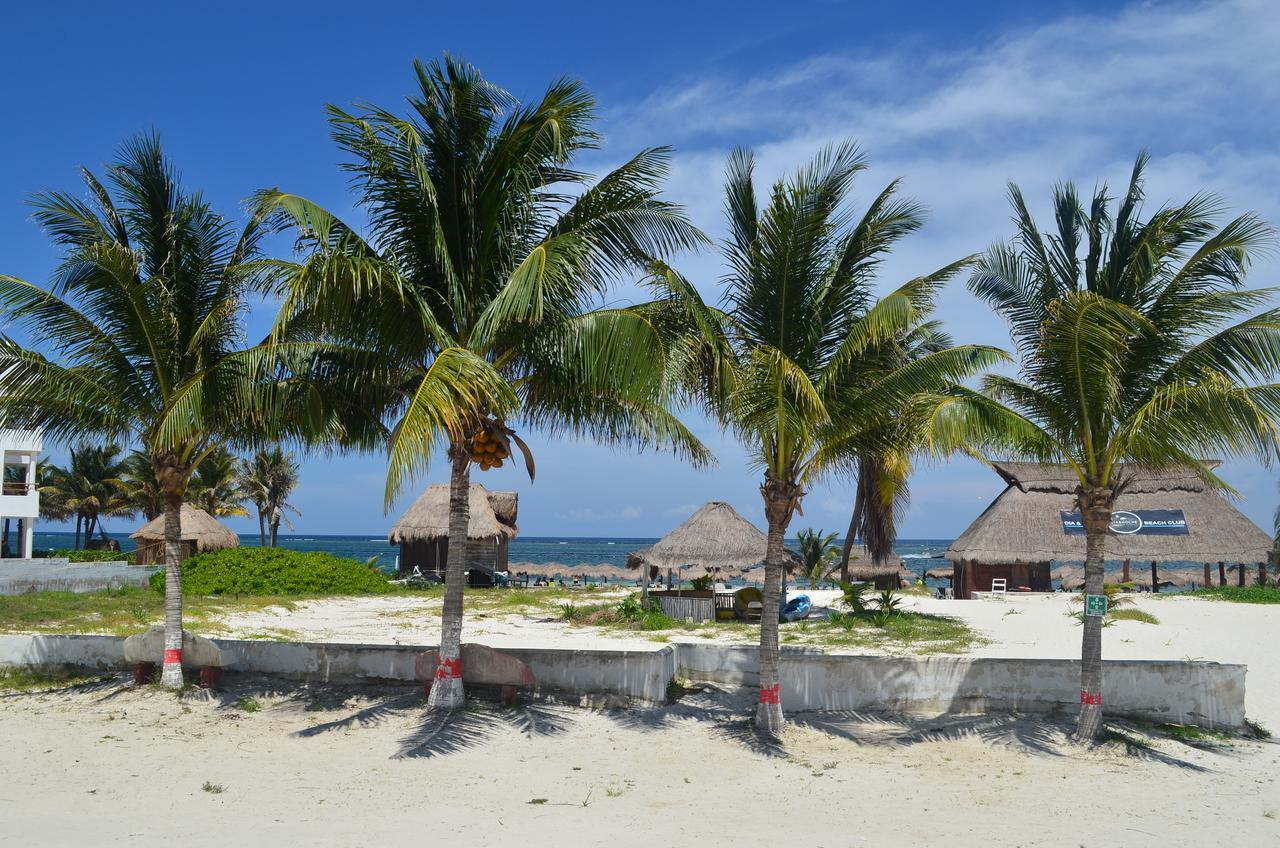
[31,532,952,575]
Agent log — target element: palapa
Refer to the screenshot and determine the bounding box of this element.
[388,483,518,543]
[946,461,1272,566]
[130,504,239,565]
[626,501,799,576]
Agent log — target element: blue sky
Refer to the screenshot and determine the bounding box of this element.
[4,0,1278,538]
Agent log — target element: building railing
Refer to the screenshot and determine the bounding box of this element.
[1,482,35,496]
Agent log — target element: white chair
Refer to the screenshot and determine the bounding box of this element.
[989,578,1007,599]
[943,586,955,600]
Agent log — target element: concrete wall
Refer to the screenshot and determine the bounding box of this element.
[0,634,1244,728]
[675,643,1246,728]
[0,635,676,707]
[0,560,152,595]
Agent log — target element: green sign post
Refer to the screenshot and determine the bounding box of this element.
[1085,594,1108,617]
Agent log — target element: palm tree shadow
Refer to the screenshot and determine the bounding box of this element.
[394,702,577,759]
[293,691,423,738]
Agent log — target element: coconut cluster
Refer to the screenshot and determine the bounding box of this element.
[471,422,510,471]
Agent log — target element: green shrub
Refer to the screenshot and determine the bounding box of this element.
[148,547,390,596]
[1108,608,1160,624]
[1189,586,1280,604]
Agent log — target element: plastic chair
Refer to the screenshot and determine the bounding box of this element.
[989,578,1007,599]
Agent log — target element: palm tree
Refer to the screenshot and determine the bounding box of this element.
[239,447,301,547]
[262,56,708,711]
[796,528,838,588]
[835,320,954,581]
[118,451,164,521]
[0,134,322,688]
[37,444,131,547]
[665,143,1003,732]
[927,154,1280,740]
[187,447,248,518]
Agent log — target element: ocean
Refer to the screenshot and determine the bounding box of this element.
[31,531,953,576]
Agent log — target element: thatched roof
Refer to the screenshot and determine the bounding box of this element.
[389,484,518,543]
[129,504,240,552]
[511,562,626,579]
[626,501,800,575]
[842,544,906,579]
[924,565,954,581]
[946,461,1272,565]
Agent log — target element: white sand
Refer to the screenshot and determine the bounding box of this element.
[3,591,1279,846]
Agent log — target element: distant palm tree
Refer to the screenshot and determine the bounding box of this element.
[796,529,839,588]
[263,56,708,711]
[238,447,301,547]
[37,444,131,548]
[118,452,164,521]
[187,447,248,518]
[0,135,330,688]
[928,154,1280,741]
[667,143,1002,732]
[836,320,953,581]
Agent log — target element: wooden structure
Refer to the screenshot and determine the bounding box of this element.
[130,504,239,565]
[389,484,517,586]
[946,461,1273,599]
[627,501,799,581]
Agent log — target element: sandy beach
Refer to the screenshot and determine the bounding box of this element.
[3,591,1279,846]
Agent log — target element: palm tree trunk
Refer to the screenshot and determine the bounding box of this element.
[756,471,801,734]
[837,481,863,584]
[269,509,280,547]
[258,506,266,547]
[74,514,81,550]
[427,447,471,711]
[1075,494,1110,742]
[159,488,185,689]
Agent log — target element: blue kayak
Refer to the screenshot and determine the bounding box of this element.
[780,593,811,622]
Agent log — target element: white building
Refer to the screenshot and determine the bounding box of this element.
[0,428,41,558]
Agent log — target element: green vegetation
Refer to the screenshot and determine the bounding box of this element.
[233,697,262,713]
[147,548,390,596]
[1108,608,1159,625]
[1188,586,1280,604]
[788,611,984,655]
[44,548,137,564]
[0,587,296,636]
[202,782,225,795]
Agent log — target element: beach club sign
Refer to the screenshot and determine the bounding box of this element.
[1059,509,1189,536]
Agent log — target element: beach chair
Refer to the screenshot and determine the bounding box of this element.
[734,587,764,621]
[989,578,1007,599]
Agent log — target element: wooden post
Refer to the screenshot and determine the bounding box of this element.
[1218,561,1227,587]
[1150,560,1159,593]
[1122,558,1130,583]
[1238,563,1246,587]
[1203,562,1212,587]
[1260,562,1268,588]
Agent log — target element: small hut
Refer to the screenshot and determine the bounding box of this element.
[946,461,1273,599]
[626,501,800,581]
[130,504,240,565]
[389,484,518,586]
[842,544,908,589]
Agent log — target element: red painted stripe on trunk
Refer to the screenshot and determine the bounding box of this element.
[1080,690,1102,706]
[758,684,780,705]
[163,649,182,665]
[435,657,462,679]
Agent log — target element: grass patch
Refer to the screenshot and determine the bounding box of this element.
[1187,586,1280,604]
[0,666,106,691]
[782,610,986,655]
[201,782,225,794]
[233,697,262,713]
[0,587,303,636]
[1108,608,1160,625]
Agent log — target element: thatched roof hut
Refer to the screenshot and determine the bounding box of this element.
[945,461,1272,598]
[948,461,1272,565]
[626,501,800,577]
[130,504,239,565]
[924,565,954,581]
[388,484,518,581]
[389,483,518,543]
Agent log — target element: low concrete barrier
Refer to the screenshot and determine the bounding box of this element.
[0,560,154,595]
[0,634,1244,728]
[674,643,1246,728]
[0,635,676,707]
